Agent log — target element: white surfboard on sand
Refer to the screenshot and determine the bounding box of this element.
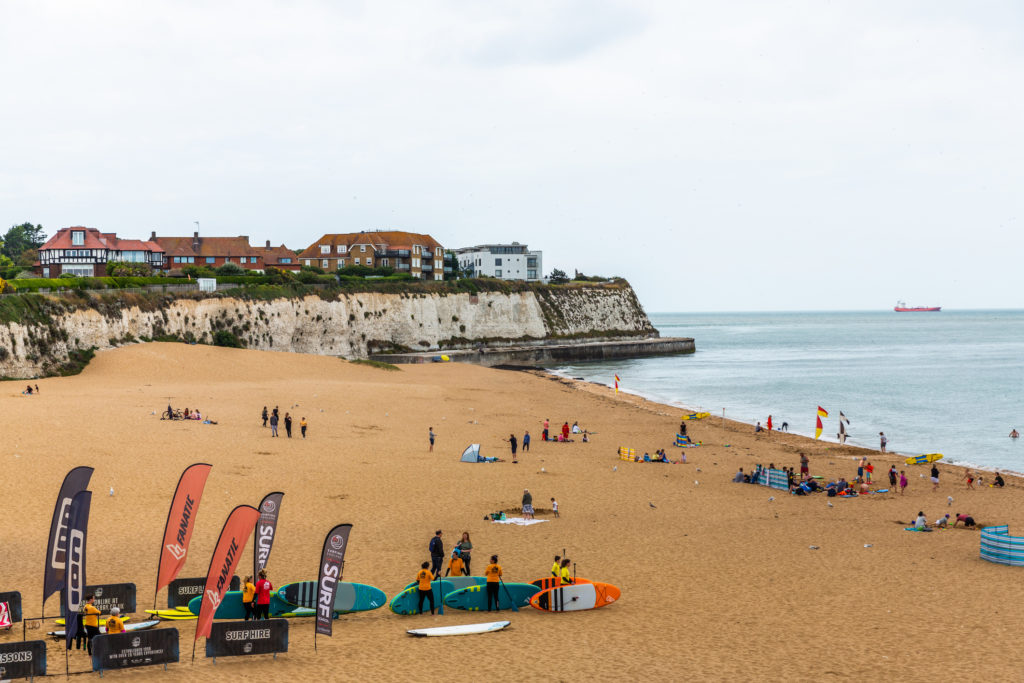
[406,620,510,637]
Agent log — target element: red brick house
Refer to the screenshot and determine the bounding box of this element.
[258,241,301,271]
[36,227,164,277]
[152,231,263,271]
[298,230,444,279]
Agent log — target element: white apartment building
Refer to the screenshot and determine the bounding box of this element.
[454,243,543,281]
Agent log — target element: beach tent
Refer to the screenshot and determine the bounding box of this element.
[460,444,482,463]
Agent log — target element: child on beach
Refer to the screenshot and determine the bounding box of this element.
[300,417,307,438]
[889,466,897,489]
[899,470,908,495]
[931,464,940,492]
[865,462,874,483]
[551,497,559,518]
[963,469,975,489]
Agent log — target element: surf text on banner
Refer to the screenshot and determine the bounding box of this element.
[316,524,353,638]
[205,619,289,659]
[254,492,284,580]
[63,490,91,652]
[43,466,93,610]
[195,505,259,642]
[156,463,213,595]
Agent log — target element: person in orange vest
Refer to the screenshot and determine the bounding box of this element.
[485,555,503,611]
[105,607,125,634]
[242,575,256,620]
[416,561,435,614]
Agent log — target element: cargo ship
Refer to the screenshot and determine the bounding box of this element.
[894,301,941,312]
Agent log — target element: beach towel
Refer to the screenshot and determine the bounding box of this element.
[491,517,549,527]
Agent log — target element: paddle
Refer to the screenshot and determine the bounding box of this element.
[434,572,444,615]
[498,576,519,613]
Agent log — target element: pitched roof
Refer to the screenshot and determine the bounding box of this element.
[154,236,258,258]
[297,231,442,259]
[259,244,298,264]
[39,227,164,253]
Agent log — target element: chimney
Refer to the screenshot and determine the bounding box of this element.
[150,231,156,241]
[266,240,270,247]
[192,231,200,251]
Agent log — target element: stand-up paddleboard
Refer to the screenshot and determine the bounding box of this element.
[906,453,943,465]
[403,576,485,593]
[682,412,710,420]
[54,616,131,626]
[530,577,593,592]
[277,581,387,613]
[530,582,621,612]
[187,592,315,619]
[444,583,537,611]
[48,620,159,638]
[407,620,510,637]
[145,609,197,620]
[390,580,454,615]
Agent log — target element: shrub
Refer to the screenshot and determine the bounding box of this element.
[215,262,246,276]
[212,330,244,348]
[182,265,216,278]
[106,260,152,276]
[301,264,325,274]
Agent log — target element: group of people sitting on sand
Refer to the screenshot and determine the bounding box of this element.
[633,448,681,464]
[913,510,976,531]
[163,404,216,423]
[22,384,40,395]
[541,419,589,443]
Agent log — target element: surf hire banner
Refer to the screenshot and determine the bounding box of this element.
[315,524,353,642]
[254,492,284,579]
[156,463,213,603]
[63,490,92,651]
[43,466,93,612]
[195,505,260,649]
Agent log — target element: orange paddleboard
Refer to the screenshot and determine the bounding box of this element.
[530,581,621,612]
[530,577,593,592]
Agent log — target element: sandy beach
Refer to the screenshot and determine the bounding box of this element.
[3,342,1023,681]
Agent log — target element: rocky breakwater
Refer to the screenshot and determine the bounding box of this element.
[0,281,678,378]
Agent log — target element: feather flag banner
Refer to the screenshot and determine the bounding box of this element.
[814,406,828,439]
[837,411,851,444]
[614,375,620,394]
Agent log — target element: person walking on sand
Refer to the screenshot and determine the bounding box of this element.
[429,427,435,452]
[416,561,436,614]
[522,488,534,520]
[300,416,307,439]
[964,469,975,490]
[456,532,473,574]
[767,415,773,431]
[542,418,550,442]
[254,569,273,620]
[429,530,444,576]
[269,412,279,437]
[262,406,268,427]
[284,413,293,438]
[551,497,559,518]
[508,433,518,463]
[485,555,503,612]
[931,464,940,492]
[900,470,908,495]
[889,465,898,490]
[523,430,530,452]
[799,452,809,478]
[879,432,888,452]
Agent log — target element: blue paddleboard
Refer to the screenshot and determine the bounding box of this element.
[443,583,537,611]
[276,581,387,613]
[390,580,454,615]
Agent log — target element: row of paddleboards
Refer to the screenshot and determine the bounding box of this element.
[390,576,620,614]
[143,581,390,620]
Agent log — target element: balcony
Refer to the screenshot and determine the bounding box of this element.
[395,263,410,270]
[421,263,433,271]
[384,250,411,258]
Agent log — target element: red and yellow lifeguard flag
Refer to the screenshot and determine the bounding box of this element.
[817,406,829,418]
[614,375,620,394]
[815,406,828,439]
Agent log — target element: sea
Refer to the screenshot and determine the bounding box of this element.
[551,311,1024,473]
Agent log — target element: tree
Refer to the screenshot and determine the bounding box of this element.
[17,248,38,268]
[548,268,569,284]
[214,262,246,276]
[2,223,46,261]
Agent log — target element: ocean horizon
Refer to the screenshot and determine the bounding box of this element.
[552,310,1024,474]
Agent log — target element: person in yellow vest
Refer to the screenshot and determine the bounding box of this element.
[242,575,256,621]
[551,555,561,582]
[485,555,503,612]
[559,558,574,585]
[416,561,435,614]
[300,417,308,439]
[444,549,465,577]
[105,607,125,634]
[83,594,101,654]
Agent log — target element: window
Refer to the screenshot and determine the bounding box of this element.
[304,259,311,266]
[382,258,389,267]
[174,257,181,264]
[495,269,502,277]
[436,247,442,256]
[206,257,215,264]
[339,259,345,267]
[435,260,442,268]
[224,258,231,263]
[72,231,85,246]
[413,245,420,255]
[339,245,347,254]
[280,257,292,264]
[63,264,94,277]
[495,258,502,266]
[528,269,537,279]
[412,258,420,268]
[360,244,366,252]
[321,245,330,254]
[354,258,360,265]
[527,257,537,267]
[322,259,329,269]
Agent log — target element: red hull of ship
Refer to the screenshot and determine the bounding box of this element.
[894,306,941,312]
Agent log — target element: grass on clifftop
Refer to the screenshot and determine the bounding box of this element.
[349,359,401,371]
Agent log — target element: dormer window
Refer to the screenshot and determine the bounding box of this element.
[320,245,330,254]
[72,231,85,246]
[338,245,347,254]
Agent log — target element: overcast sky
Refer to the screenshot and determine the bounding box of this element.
[2,1,1022,311]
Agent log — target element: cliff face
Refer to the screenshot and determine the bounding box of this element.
[0,284,655,378]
